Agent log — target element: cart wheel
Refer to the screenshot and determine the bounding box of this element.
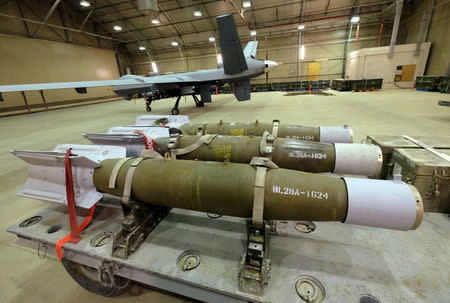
[171,107,180,115]
[62,260,130,297]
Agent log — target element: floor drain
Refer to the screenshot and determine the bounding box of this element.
[90,232,113,247]
[19,216,42,228]
[177,251,201,271]
[46,224,62,234]
[359,295,382,303]
[295,276,326,303]
[207,213,222,219]
[294,221,316,233]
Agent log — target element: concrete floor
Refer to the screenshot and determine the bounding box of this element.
[0,88,449,303]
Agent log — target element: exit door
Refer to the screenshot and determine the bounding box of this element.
[307,62,321,81]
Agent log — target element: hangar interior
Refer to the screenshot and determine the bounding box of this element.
[0,1,449,303]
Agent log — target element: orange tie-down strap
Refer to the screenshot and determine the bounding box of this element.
[55,148,97,261]
[55,204,97,261]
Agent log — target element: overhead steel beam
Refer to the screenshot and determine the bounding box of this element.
[80,8,95,31]
[199,0,218,35]
[100,0,389,25]
[228,0,252,29]
[325,0,331,16]
[103,0,148,44]
[120,8,384,45]
[16,0,31,37]
[100,0,308,24]
[94,0,224,17]
[414,0,434,56]
[0,0,11,9]
[125,20,388,55]
[57,2,71,42]
[130,34,382,64]
[0,12,123,41]
[387,0,403,58]
[112,0,390,37]
[22,1,68,42]
[32,0,62,38]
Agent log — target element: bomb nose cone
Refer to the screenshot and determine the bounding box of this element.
[333,143,383,177]
[319,126,353,143]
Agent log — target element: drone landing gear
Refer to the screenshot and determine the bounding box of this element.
[171,95,181,115]
[193,95,204,108]
[171,94,205,115]
[145,96,152,112]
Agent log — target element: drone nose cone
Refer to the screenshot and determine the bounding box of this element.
[264,60,279,69]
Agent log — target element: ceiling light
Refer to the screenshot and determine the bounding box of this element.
[79,1,91,7]
[113,25,122,31]
[351,16,360,23]
[243,1,251,8]
[298,24,305,30]
[250,30,257,36]
[300,45,305,60]
[194,10,202,17]
[138,46,146,51]
[151,18,160,24]
[151,62,158,73]
[171,41,179,46]
[208,37,216,42]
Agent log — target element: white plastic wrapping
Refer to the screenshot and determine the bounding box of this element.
[343,177,421,230]
[319,126,353,143]
[333,143,382,176]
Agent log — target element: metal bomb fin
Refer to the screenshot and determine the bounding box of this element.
[11,145,126,208]
[217,14,248,75]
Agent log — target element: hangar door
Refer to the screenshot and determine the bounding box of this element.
[307,62,321,80]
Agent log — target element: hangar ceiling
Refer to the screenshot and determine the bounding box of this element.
[0,0,396,54]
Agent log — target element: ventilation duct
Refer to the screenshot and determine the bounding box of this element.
[137,0,159,15]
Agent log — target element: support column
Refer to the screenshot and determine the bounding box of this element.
[388,0,404,58]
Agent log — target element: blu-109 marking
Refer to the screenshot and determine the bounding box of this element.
[272,186,329,199]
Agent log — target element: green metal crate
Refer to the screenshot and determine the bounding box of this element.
[388,148,450,213]
[300,80,311,88]
[351,79,383,91]
[254,83,270,92]
[438,76,450,93]
[331,79,352,91]
[290,81,301,90]
[416,76,441,91]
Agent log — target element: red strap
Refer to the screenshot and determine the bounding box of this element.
[55,205,97,261]
[55,148,97,261]
[134,130,156,151]
[64,148,79,242]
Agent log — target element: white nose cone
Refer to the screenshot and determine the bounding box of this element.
[264,60,279,70]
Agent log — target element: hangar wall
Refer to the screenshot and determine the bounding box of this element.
[0,34,120,115]
[127,22,391,84]
[398,0,450,75]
